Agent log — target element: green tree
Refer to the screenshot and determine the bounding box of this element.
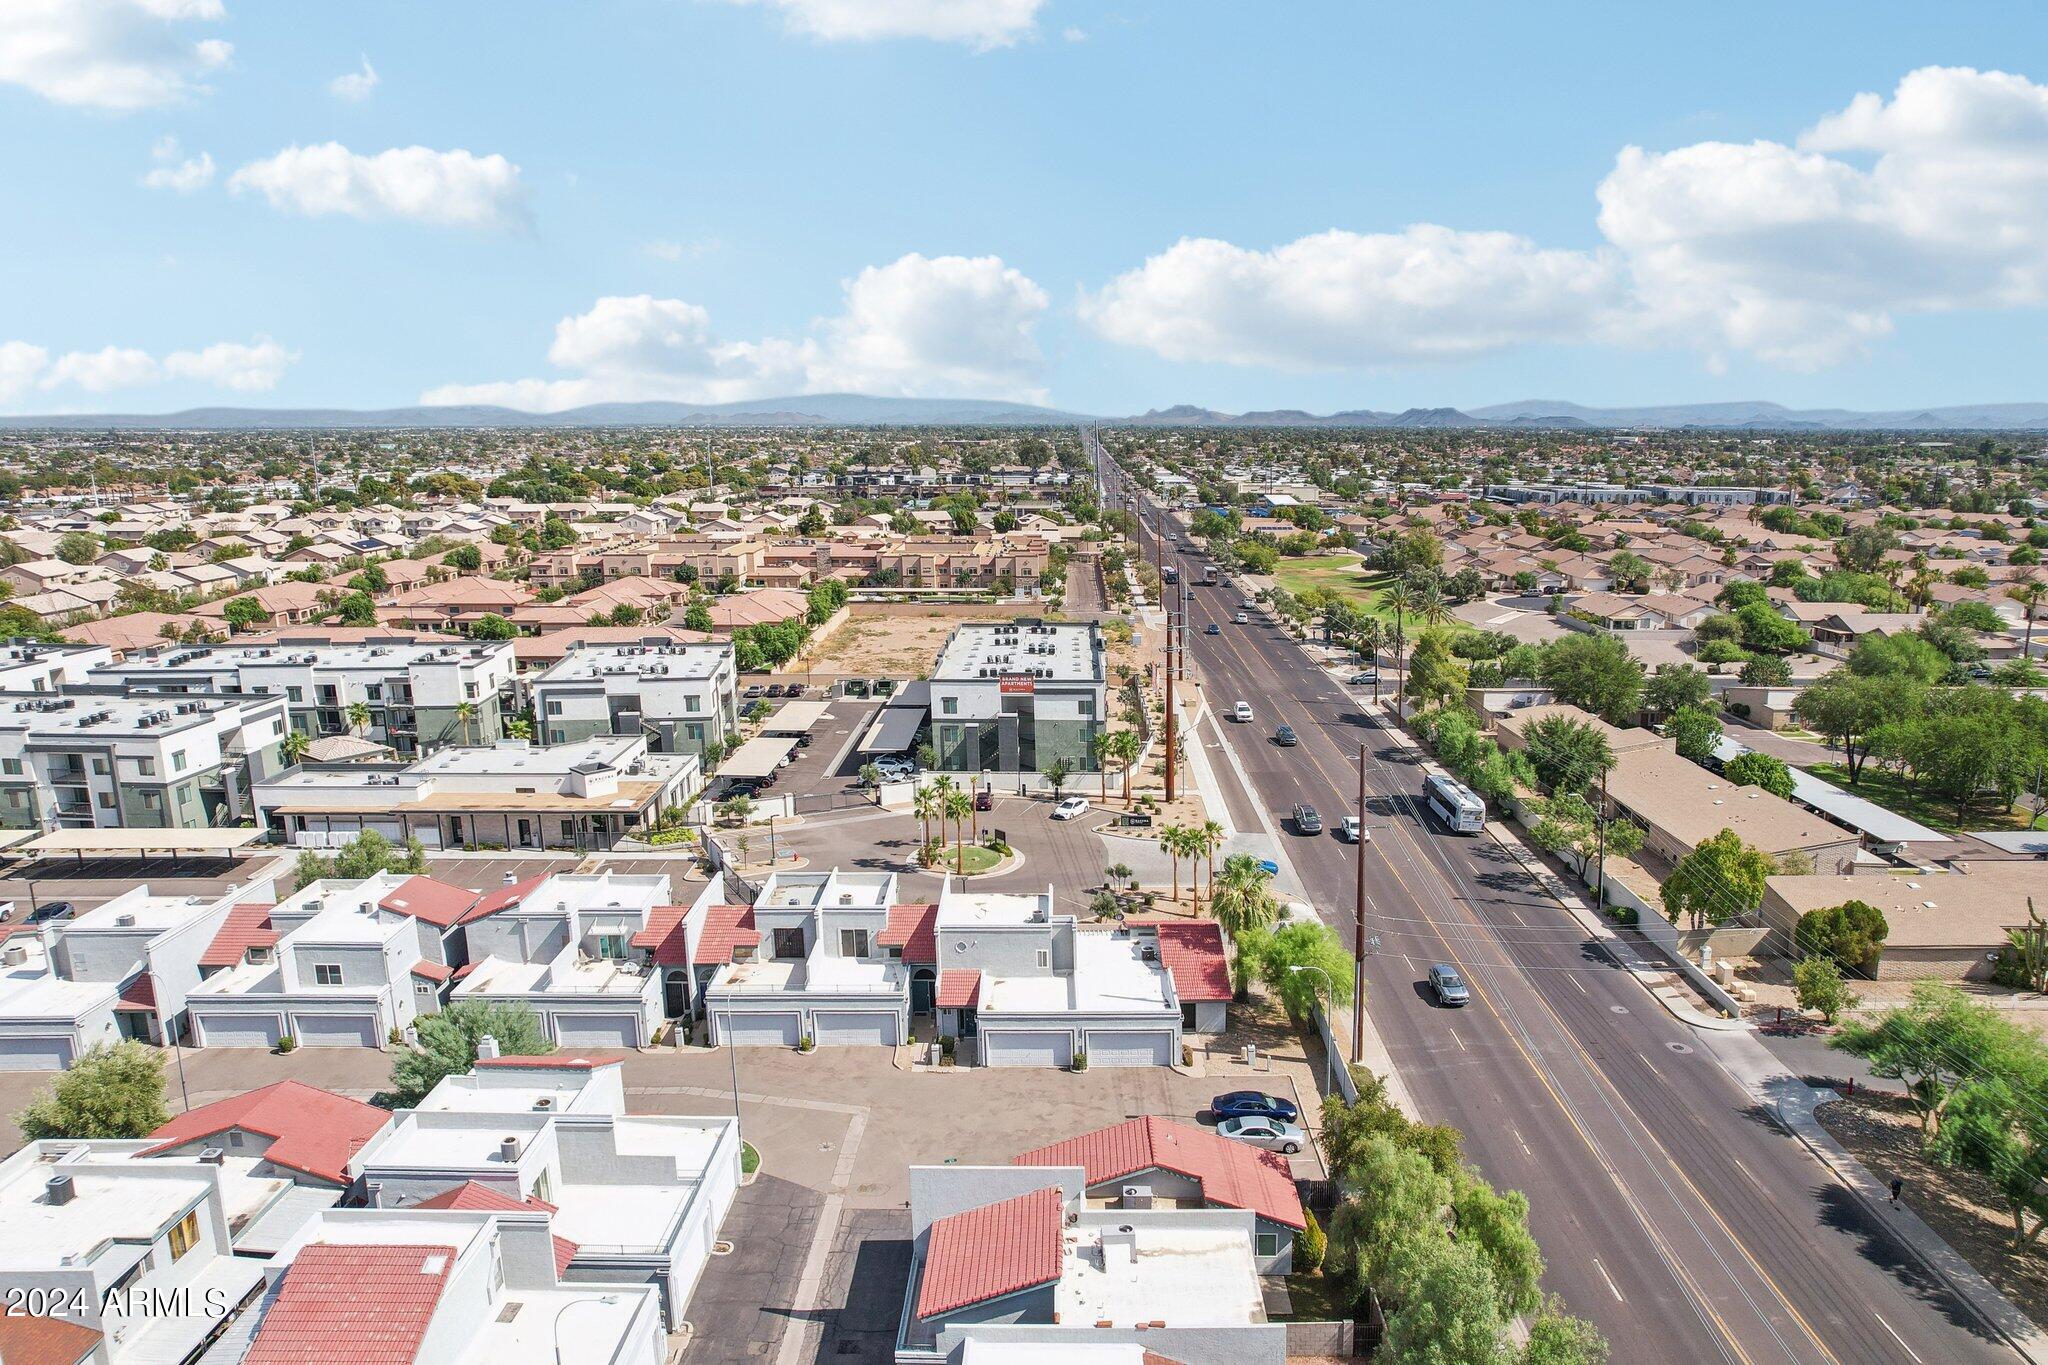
[388,1000,554,1108]
[1793,673,1923,784]
[468,612,518,640]
[1793,957,1859,1024]
[1928,1049,2048,1246]
[684,601,715,632]
[1406,627,1469,710]
[1209,853,1282,939]
[222,596,269,632]
[1792,898,1889,975]
[1665,704,1723,763]
[280,728,310,765]
[1255,920,1356,1018]
[55,531,100,565]
[1723,751,1794,798]
[335,590,378,625]
[1736,601,1811,655]
[1537,633,1644,725]
[1380,1239,1507,1365]
[1832,981,2020,1138]
[1644,664,1712,719]
[444,543,483,572]
[1521,715,1615,796]
[1847,631,1951,686]
[1738,655,1793,687]
[1520,1298,1611,1365]
[15,1042,169,1139]
[1660,827,1773,930]
[345,699,373,734]
[1450,1170,1543,1316]
[1043,756,1071,799]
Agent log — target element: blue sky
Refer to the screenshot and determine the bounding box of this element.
[4,1,2046,415]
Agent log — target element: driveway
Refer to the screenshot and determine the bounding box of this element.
[769,794,1121,903]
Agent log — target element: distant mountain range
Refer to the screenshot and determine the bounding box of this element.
[5,393,2048,432]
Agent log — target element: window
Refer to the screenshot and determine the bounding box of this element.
[685,722,705,744]
[941,697,959,716]
[839,929,870,958]
[773,927,805,960]
[137,757,156,776]
[546,700,563,717]
[314,963,343,986]
[227,1130,244,1148]
[886,946,903,960]
[1256,1232,1281,1258]
[96,792,114,809]
[177,787,191,806]
[287,686,303,703]
[684,694,701,713]
[1078,697,1095,717]
[171,751,187,773]
[596,933,628,959]
[168,1210,200,1261]
[1036,950,1050,969]
[0,759,18,775]
[91,758,108,776]
[142,792,161,811]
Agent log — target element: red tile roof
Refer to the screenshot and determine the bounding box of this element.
[144,1080,391,1185]
[115,972,157,1010]
[459,874,551,924]
[629,904,690,965]
[880,904,938,961]
[915,1185,1064,1319]
[410,959,454,983]
[694,904,760,965]
[378,876,481,928]
[0,1314,102,1365]
[246,1242,456,1365]
[1016,1116,1303,1229]
[413,1181,578,1275]
[935,969,981,1010]
[1143,919,1232,1003]
[199,902,278,968]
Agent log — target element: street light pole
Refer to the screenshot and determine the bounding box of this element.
[553,1294,621,1365]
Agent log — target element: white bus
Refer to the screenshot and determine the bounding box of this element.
[1424,772,1486,834]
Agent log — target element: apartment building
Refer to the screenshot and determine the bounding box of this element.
[0,687,290,831]
[94,638,519,757]
[0,641,114,692]
[925,620,1105,774]
[528,640,738,758]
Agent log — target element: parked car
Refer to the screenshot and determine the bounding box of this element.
[1052,796,1091,821]
[795,733,813,748]
[1427,963,1471,1007]
[1273,725,1297,747]
[765,683,787,697]
[1212,1090,1300,1123]
[1337,816,1364,842]
[1216,1116,1306,1155]
[1204,623,1221,636]
[871,757,916,782]
[1256,859,1280,877]
[1233,701,1253,723]
[1233,611,1249,624]
[786,684,808,697]
[24,901,73,925]
[1348,671,1379,685]
[1291,804,1321,834]
[975,789,994,812]
[743,684,765,698]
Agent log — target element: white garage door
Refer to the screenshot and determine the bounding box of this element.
[982,1030,1073,1068]
[812,1012,898,1047]
[719,1012,801,1047]
[1087,1031,1174,1067]
[295,1015,380,1048]
[196,1014,283,1049]
[554,1013,640,1049]
[0,1035,74,1071]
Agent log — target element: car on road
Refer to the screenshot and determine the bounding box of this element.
[1337,816,1365,842]
[1348,671,1378,685]
[1216,1116,1306,1155]
[1233,701,1253,723]
[1052,796,1091,821]
[1274,725,1298,746]
[1211,1090,1300,1123]
[1204,623,1221,636]
[1427,963,1470,1007]
[1291,804,1321,834]
[1233,611,1249,624]
[975,789,994,812]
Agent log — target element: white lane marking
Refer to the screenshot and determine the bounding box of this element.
[1512,1127,1533,1157]
[1592,1257,1626,1302]
[1569,974,1587,995]
[1874,1314,1922,1363]
[1450,1028,1467,1053]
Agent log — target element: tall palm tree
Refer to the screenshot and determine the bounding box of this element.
[1210,854,1281,939]
[1091,731,1116,801]
[1157,823,1185,901]
[345,700,372,736]
[454,700,477,747]
[280,729,309,766]
[1381,581,1414,710]
[943,788,973,873]
[1112,730,1142,805]
[912,782,938,849]
[1414,577,1452,630]
[507,715,533,741]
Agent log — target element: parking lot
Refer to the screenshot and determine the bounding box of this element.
[0,851,287,925]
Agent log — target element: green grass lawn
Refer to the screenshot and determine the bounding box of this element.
[741,1141,760,1175]
[1807,763,2040,835]
[939,844,1005,875]
[1271,554,1394,614]
[1280,1270,1359,1323]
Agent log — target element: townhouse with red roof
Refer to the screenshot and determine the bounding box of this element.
[898,1162,1283,1364]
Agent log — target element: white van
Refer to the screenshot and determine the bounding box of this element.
[1233,702,1253,723]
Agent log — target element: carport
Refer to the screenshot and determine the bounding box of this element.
[15,828,266,865]
[857,705,925,755]
[762,699,832,735]
[719,736,801,781]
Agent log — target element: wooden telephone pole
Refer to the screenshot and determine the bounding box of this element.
[1353,743,1367,1064]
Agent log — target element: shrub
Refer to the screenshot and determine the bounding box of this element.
[1071,1048,1089,1072]
[797,1034,815,1053]
[1296,1208,1328,1273]
[277,1034,297,1053]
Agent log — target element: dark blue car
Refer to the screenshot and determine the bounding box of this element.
[1211,1090,1300,1123]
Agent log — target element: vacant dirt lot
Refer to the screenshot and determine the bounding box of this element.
[806,611,973,679]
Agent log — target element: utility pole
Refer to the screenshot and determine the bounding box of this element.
[1594,767,1609,908]
[1164,602,1177,803]
[1353,742,1367,1065]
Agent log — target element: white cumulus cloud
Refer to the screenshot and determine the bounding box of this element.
[329,54,377,101]
[141,134,215,191]
[229,142,527,230]
[423,253,1049,411]
[0,0,232,110]
[0,336,295,409]
[1089,66,2048,374]
[718,0,1044,49]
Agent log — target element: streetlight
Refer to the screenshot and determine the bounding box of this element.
[1288,964,1336,1098]
[552,1293,620,1365]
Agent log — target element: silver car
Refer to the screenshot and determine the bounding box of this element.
[1215,1115,1307,1155]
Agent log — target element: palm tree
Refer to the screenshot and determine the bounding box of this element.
[1356,617,1384,701]
[280,729,309,766]
[1381,581,1414,710]
[1193,820,1224,907]
[912,781,938,846]
[1210,853,1281,939]
[345,700,371,736]
[506,715,533,741]
[1413,577,1452,630]
[1111,730,1142,804]
[1157,823,1186,901]
[454,700,477,747]
[943,787,973,873]
[2009,575,2045,659]
[1092,732,1116,801]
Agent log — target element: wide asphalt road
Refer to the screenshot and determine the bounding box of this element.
[1095,437,2016,1365]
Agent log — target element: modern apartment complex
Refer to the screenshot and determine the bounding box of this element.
[925,620,1106,773]
[528,640,738,758]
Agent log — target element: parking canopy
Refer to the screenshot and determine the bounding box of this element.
[719,735,801,780]
[762,699,832,734]
[20,828,267,855]
[858,706,924,755]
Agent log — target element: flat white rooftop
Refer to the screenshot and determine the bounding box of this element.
[0,1159,210,1268]
[408,736,653,777]
[363,1119,545,1172]
[551,1182,689,1250]
[0,940,117,1019]
[710,957,903,996]
[70,889,226,934]
[455,953,653,998]
[1052,1220,1264,1329]
[934,621,1101,684]
[415,1080,592,1114]
[937,887,1052,929]
[756,870,893,912]
[981,934,1171,1015]
[537,643,725,683]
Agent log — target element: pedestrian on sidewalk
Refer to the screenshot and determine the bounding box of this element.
[1889,1177,1904,1207]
